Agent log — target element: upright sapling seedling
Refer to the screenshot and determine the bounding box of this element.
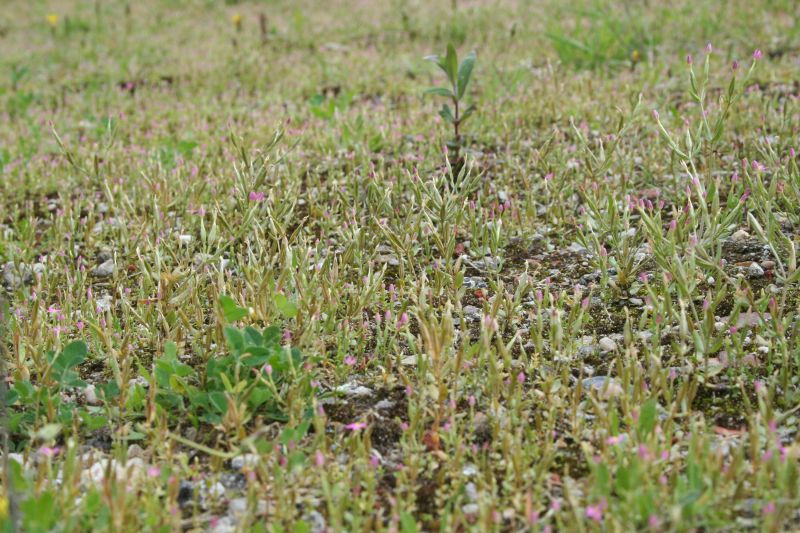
[425,43,477,157]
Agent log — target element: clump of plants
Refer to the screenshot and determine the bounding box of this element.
[153,295,316,437]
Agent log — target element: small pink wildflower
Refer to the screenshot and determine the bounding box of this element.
[586,504,603,522]
[396,312,409,329]
[38,446,60,458]
[248,191,266,202]
[345,421,367,431]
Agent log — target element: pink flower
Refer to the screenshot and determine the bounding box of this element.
[147,466,161,478]
[344,355,357,366]
[586,504,603,522]
[762,501,775,515]
[263,364,273,375]
[686,54,693,65]
[38,446,60,458]
[345,421,367,431]
[517,372,525,384]
[396,312,409,329]
[315,451,325,467]
[638,444,652,461]
[550,500,561,512]
[248,191,266,202]
[753,49,763,60]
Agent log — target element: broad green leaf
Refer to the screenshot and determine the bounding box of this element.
[244,326,263,346]
[274,293,298,318]
[263,325,282,346]
[60,341,88,367]
[224,326,245,352]
[220,295,247,323]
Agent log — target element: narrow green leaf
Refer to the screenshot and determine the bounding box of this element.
[424,87,454,97]
[460,103,477,123]
[445,43,459,87]
[638,398,658,437]
[457,51,476,99]
[439,104,455,123]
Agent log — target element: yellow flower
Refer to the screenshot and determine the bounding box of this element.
[231,13,242,26]
[631,50,641,63]
[0,496,8,521]
[46,14,59,27]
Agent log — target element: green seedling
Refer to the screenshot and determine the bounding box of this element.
[424,43,477,154]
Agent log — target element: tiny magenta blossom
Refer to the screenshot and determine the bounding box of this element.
[345,421,367,431]
[396,312,409,329]
[344,355,357,366]
[586,504,603,522]
[248,191,266,202]
[753,49,763,60]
